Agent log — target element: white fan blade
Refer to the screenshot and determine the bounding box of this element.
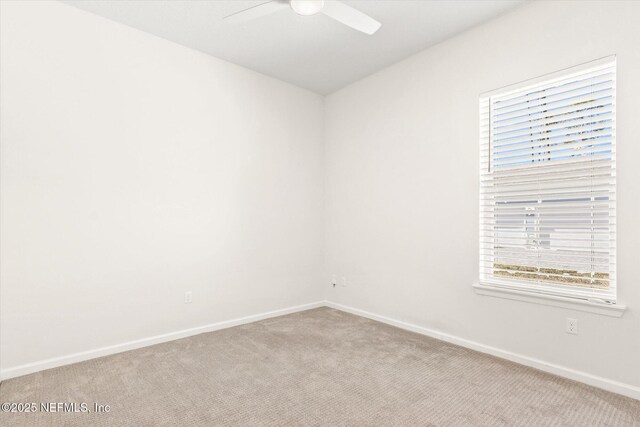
[224,1,288,24]
[321,1,381,35]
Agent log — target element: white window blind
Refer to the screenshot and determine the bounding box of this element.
[479,57,616,303]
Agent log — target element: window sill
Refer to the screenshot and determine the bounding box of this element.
[473,283,627,317]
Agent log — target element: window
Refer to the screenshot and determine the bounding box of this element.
[479,57,616,303]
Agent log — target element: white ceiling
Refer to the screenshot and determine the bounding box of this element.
[63,0,526,95]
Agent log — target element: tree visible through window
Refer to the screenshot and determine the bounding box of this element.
[479,57,616,302]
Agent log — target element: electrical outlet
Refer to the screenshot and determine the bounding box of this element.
[565,318,578,335]
[331,275,337,288]
[341,276,347,287]
[184,291,192,304]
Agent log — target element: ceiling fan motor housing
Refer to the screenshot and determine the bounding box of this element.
[290,0,325,16]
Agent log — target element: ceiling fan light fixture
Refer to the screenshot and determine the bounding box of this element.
[290,0,324,16]
[225,0,380,35]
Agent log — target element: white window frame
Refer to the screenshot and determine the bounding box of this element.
[474,56,625,317]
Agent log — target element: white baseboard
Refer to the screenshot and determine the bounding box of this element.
[0,301,325,381]
[325,301,640,401]
[4,299,638,401]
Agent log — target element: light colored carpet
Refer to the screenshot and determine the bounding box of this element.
[1,307,638,426]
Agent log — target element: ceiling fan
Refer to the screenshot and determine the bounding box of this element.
[224,0,381,35]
